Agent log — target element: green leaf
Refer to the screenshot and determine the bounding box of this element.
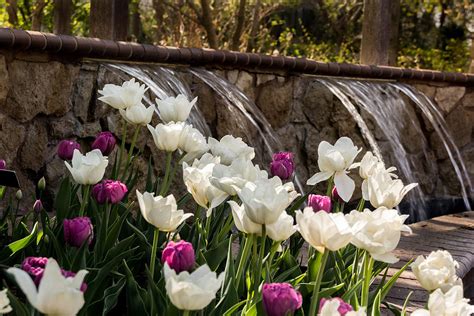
[341,279,364,302]
[380,260,412,301]
[223,300,247,316]
[318,283,344,297]
[55,177,72,222]
[371,291,381,316]
[124,260,149,315]
[102,278,126,315]
[203,238,230,270]
[8,222,38,255]
[6,289,30,316]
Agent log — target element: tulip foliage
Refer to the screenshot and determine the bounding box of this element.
[0,77,472,316]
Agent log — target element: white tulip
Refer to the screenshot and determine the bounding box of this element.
[65,149,108,185]
[238,178,291,225]
[319,299,366,316]
[411,250,462,293]
[164,263,224,311]
[271,177,300,205]
[365,167,418,209]
[208,135,255,165]
[228,201,296,241]
[136,191,193,231]
[0,289,12,314]
[227,201,262,235]
[296,207,353,253]
[179,124,209,162]
[119,103,154,126]
[266,211,297,242]
[183,154,228,216]
[98,78,147,110]
[156,94,197,123]
[148,122,185,152]
[346,207,411,263]
[411,286,474,316]
[8,258,87,316]
[210,158,268,196]
[307,137,360,202]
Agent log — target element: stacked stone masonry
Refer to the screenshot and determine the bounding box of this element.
[0,50,473,210]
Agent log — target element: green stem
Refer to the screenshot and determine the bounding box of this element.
[115,120,128,179]
[79,185,90,217]
[361,252,374,307]
[235,234,253,290]
[309,250,330,316]
[159,152,173,196]
[122,126,141,178]
[357,198,365,212]
[150,228,160,280]
[253,225,266,302]
[204,214,212,246]
[182,311,190,316]
[326,176,334,196]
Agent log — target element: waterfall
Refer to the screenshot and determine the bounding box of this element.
[100,62,471,221]
[318,78,471,219]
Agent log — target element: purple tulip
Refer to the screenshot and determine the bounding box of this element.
[33,199,43,213]
[91,131,116,156]
[161,240,195,273]
[0,159,6,170]
[307,194,332,213]
[262,283,302,316]
[63,217,93,248]
[92,179,128,204]
[319,297,353,315]
[270,152,295,180]
[21,257,87,291]
[57,140,81,160]
[332,187,343,203]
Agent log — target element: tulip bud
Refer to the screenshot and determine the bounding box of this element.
[161,240,195,273]
[319,297,353,315]
[91,131,116,156]
[307,194,332,213]
[57,140,81,160]
[15,190,22,200]
[37,177,46,191]
[262,283,302,316]
[0,159,6,170]
[33,200,43,213]
[270,152,295,180]
[92,179,128,204]
[332,187,343,203]
[63,217,93,248]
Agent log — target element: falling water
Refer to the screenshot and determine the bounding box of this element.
[102,63,304,193]
[104,63,211,136]
[317,78,471,219]
[189,68,305,193]
[394,83,472,210]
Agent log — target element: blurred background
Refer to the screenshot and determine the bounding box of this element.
[0,0,473,71]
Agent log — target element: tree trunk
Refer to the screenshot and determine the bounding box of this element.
[90,0,129,40]
[53,0,72,34]
[246,0,261,52]
[360,0,400,66]
[230,0,246,51]
[6,0,19,26]
[152,0,165,43]
[200,0,218,48]
[31,0,47,31]
[469,35,474,73]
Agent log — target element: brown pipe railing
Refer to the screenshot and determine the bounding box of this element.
[1,28,474,85]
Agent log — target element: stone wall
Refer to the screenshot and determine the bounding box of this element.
[0,50,473,213]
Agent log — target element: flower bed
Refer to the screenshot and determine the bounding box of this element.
[0,77,472,316]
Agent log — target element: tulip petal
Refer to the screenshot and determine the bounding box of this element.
[371,252,399,264]
[7,267,38,307]
[306,171,332,185]
[333,172,355,202]
[71,270,89,291]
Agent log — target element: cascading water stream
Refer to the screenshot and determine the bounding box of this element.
[393,83,472,210]
[104,63,211,136]
[189,68,305,194]
[317,78,471,219]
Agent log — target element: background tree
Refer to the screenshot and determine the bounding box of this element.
[0,0,472,72]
